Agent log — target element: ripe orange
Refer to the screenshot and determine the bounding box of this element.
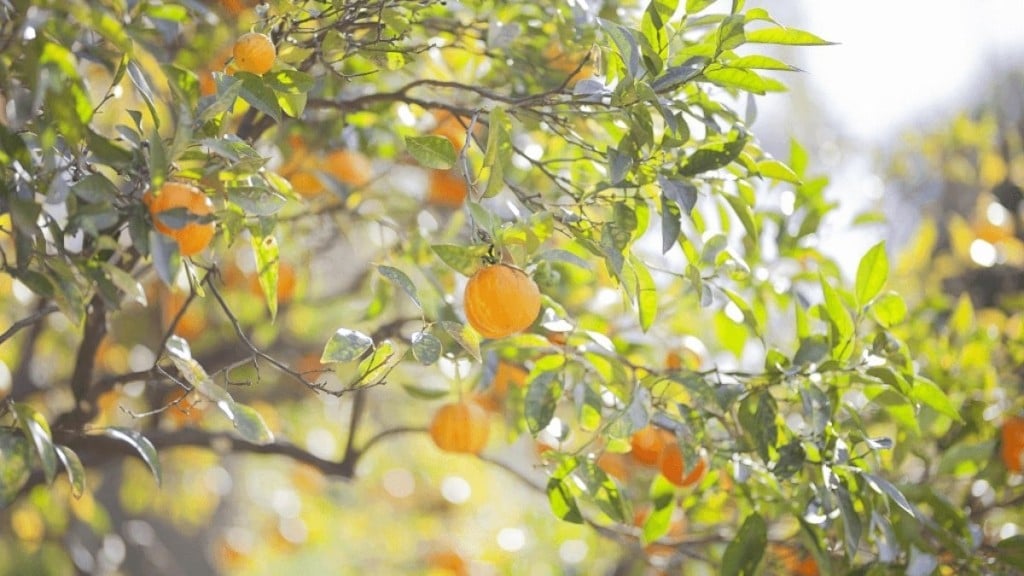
[597,452,631,481]
[161,290,206,340]
[425,549,468,576]
[429,401,490,454]
[164,389,205,426]
[773,544,820,576]
[491,361,528,395]
[324,149,372,188]
[543,41,595,86]
[630,426,669,467]
[144,182,215,256]
[431,110,471,151]
[288,170,325,198]
[660,446,706,488]
[1001,415,1024,473]
[426,169,468,207]
[232,32,275,75]
[464,264,541,339]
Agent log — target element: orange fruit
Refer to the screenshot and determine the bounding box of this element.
[425,549,468,576]
[161,290,206,340]
[1001,415,1024,473]
[288,170,325,198]
[630,426,669,467]
[248,262,298,303]
[431,110,472,151]
[543,41,595,86]
[491,361,528,396]
[429,401,490,454]
[324,149,372,188]
[597,452,631,481]
[463,264,541,339]
[144,182,215,256]
[660,446,706,488]
[164,389,205,426]
[773,544,820,576]
[232,32,275,75]
[426,169,468,207]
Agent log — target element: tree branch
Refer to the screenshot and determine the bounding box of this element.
[0,302,58,346]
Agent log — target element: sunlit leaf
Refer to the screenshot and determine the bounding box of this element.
[406,135,456,169]
[321,328,374,363]
[855,241,888,307]
[0,430,32,508]
[55,445,86,499]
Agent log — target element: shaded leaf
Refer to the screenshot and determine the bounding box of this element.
[440,321,482,362]
[97,427,162,486]
[0,430,32,508]
[13,403,58,485]
[722,513,767,576]
[411,331,443,365]
[861,472,915,518]
[378,265,421,309]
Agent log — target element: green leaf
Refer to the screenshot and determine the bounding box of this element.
[237,72,283,123]
[351,341,404,389]
[440,321,482,362]
[871,292,907,328]
[248,235,279,319]
[98,427,162,486]
[321,328,374,363]
[378,265,421,309]
[127,61,160,129]
[996,535,1024,570]
[55,445,86,499]
[756,159,801,183]
[483,107,512,198]
[432,244,490,276]
[72,174,120,203]
[265,70,315,94]
[101,263,147,307]
[0,430,32,508]
[703,66,787,94]
[837,485,862,560]
[820,275,854,356]
[406,135,456,169]
[13,403,58,485]
[629,255,658,332]
[855,241,888,307]
[546,477,584,523]
[600,20,642,80]
[231,403,275,445]
[722,513,767,576]
[661,194,682,254]
[525,371,561,434]
[680,128,748,176]
[411,331,442,365]
[911,376,962,422]
[745,26,835,46]
[861,472,915,517]
[738,392,778,462]
[728,54,800,71]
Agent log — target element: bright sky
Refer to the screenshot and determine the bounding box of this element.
[750,1,1024,276]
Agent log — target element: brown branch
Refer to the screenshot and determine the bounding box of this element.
[69,296,107,414]
[0,302,59,346]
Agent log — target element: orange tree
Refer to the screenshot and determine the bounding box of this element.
[1,0,1022,574]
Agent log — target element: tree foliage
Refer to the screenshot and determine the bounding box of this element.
[0,0,1022,574]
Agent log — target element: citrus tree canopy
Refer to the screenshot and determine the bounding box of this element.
[1,0,1023,574]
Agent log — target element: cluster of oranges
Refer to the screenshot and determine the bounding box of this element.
[630,426,707,488]
[424,110,471,207]
[279,135,372,199]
